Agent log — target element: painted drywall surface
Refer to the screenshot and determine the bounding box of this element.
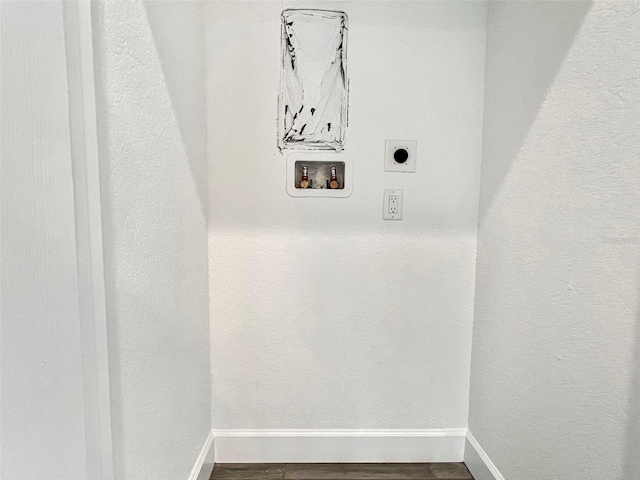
[0,2,88,478]
[92,0,210,478]
[208,1,487,429]
[469,2,640,479]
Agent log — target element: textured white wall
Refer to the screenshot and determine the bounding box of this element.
[208,1,487,429]
[0,2,88,478]
[469,2,640,479]
[92,0,210,478]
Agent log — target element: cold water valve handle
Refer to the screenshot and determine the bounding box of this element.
[329,165,339,189]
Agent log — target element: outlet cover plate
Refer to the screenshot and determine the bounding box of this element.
[383,189,404,220]
[385,140,417,173]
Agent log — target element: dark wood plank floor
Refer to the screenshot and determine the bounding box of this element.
[210,463,474,479]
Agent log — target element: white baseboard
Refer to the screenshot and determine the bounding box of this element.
[464,431,505,480]
[188,430,215,480]
[212,429,467,463]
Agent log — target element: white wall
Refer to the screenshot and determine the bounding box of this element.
[468,2,640,479]
[207,1,487,430]
[92,1,210,478]
[0,2,88,478]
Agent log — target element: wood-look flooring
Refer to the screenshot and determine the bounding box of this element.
[210,463,474,479]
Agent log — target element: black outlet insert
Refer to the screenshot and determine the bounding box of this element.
[394,148,409,164]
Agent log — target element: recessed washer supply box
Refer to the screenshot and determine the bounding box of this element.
[286,153,353,198]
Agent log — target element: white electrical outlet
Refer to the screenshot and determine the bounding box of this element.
[383,189,403,220]
[389,195,399,214]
